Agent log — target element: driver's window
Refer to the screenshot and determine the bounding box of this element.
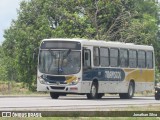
[83,49,91,68]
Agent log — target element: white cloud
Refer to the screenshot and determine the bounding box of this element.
[0,0,23,44]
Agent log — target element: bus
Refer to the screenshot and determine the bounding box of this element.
[37,38,155,99]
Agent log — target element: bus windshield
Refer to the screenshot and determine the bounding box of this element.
[39,49,81,75]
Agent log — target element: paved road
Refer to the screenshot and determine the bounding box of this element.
[0,95,159,111]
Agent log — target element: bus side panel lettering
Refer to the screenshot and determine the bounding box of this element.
[83,68,125,81]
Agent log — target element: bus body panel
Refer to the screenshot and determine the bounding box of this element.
[37,70,83,93]
[37,38,155,97]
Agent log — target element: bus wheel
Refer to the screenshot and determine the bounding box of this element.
[50,92,59,99]
[98,93,104,99]
[155,94,160,100]
[87,82,98,99]
[119,82,134,99]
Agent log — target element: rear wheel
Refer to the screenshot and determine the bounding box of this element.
[97,93,104,99]
[119,82,134,99]
[155,94,160,100]
[87,82,98,99]
[50,92,59,99]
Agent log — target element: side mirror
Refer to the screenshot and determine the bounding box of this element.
[33,47,39,62]
[33,52,36,61]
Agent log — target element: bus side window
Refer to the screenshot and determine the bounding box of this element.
[100,47,109,67]
[120,49,128,67]
[129,50,137,68]
[110,48,119,67]
[146,51,153,69]
[93,47,100,66]
[83,49,91,69]
[138,50,146,68]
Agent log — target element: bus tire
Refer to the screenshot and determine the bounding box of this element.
[119,81,134,99]
[87,81,98,99]
[50,92,59,99]
[155,94,160,100]
[98,93,104,99]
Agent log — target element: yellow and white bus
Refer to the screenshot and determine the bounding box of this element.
[37,38,155,99]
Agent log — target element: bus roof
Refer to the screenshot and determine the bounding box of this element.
[42,38,154,51]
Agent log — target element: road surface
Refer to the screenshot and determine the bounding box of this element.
[0,95,159,111]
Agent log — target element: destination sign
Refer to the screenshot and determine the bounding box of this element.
[40,41,81,50]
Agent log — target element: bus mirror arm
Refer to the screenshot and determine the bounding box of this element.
[33,52,36,61]
[33,47,39,62]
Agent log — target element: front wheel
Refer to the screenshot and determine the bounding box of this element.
[87,82,98,99]
[97,93,104,99]
[50,92,59,99]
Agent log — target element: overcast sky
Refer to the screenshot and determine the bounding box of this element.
[0,0,24,44]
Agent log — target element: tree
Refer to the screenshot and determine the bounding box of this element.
[1,0,159,90]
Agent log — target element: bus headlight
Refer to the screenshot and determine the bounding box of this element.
[38,76,46,84]
[71,79,79,85]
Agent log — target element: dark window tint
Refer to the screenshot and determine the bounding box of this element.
[93,47,100,66]
[138,51,146,68]
[41,41,81,50]
[146,51,153,68]
[100,48,109,67]
[83,49,91,68]
[129,50,137,68]
[120,49,128,67]
[110,48,119,67]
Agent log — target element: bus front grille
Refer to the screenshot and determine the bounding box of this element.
[50,86,65,90]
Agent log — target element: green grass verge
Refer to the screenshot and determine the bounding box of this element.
[0,81,48,96]
[0,117,160,120]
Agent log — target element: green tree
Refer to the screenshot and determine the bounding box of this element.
[1,0,160,90]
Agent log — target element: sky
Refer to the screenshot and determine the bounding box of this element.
[0,0,24,44]
[0,0,160,45]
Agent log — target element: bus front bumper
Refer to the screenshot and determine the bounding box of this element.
[45,84,80,93]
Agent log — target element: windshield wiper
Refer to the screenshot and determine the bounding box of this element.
[63,49,71,59]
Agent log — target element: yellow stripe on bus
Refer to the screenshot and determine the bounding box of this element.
[65,76,77,84]
[124,69,154,82]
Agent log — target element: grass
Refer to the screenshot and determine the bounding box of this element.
[0,116,159,120]
[0,81,48,96]
[0,81,27,95]
[110,105,160,111]
[0,105,160,118]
